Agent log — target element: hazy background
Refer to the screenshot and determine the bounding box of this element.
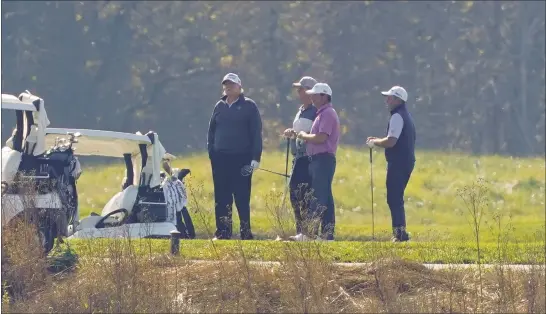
[2,1,544,157]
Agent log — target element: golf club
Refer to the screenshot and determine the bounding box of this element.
[277,140,297,240]
[285,138,290,178]
[240,138,293,178]
[280,137,292,208]
[369,147,375,240]
[240,165,290,178]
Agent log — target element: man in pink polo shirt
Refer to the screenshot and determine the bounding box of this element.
[297,82,340,241]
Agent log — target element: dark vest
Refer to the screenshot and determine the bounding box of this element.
[385,103,416,166]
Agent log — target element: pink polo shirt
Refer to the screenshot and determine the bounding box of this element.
[306,103,340,156]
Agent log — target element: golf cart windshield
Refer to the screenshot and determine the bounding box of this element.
[1,91,51,156]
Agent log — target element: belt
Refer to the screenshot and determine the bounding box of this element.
[308,152,335,162]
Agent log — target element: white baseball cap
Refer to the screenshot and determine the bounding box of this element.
[306,83,332,96]
[292,76,318,89]
[381,86,407,102]
[222,73,242,86]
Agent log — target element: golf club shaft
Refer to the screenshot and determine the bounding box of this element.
[258,167,290,178]
[285,138,290,177]
[369,148,375,239]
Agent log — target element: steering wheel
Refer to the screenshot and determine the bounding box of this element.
[95,208,128,229]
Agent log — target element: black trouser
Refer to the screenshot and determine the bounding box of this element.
[289,156,312,234]
[308,153,336,240]
[210,151,253,239]
[386,161,415,228]
[176,207,196,239]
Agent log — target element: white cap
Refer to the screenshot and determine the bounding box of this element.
[306,83,332,96]
[292,76,318,89]
[222,73,242,86]
[381,86,407,102]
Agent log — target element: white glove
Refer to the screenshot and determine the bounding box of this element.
[250,160,260,170]
[366,140,376,148]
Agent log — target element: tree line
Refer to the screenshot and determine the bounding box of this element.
[2,1,544,157]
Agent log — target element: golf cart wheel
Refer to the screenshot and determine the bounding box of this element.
[36,211,56,256]
[4,211,54,257]
[37,223,55,256]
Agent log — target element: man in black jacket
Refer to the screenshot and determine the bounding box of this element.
[367,85,416,242]
[207,73,263,240]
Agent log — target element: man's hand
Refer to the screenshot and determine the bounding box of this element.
[283,128,296,139]
[366,136,378,148]
[250,160,260,170]
[297,131,308,140]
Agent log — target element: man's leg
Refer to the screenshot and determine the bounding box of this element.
[319,156,336,240]
[298,157,313,236]
[308,155,334,239]
[386,162,413,241]
[233,154,254,240]
[211,152,234,239]
[289,157,308,235]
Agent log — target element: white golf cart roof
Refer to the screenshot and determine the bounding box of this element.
[44,128,152,157]
[1,94,37,111]
[44,128,172,188]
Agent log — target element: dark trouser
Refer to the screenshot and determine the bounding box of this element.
[308,153,336,240]
[176,207,196,239]
[210,151,253,239]
[386,161,415,228]
[289,156,312,234]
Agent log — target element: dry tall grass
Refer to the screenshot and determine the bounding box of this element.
[1,178,545,313]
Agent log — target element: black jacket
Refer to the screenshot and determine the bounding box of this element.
[207,94,263,162]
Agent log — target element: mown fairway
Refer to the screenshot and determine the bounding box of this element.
[76,147,545,244]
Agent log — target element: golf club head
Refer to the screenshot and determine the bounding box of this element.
[177,168,191,180]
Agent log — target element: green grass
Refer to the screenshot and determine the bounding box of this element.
[76,147,545,243]
[69,238,545,264]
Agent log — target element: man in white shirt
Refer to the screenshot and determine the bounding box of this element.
[283,76,318,241]
[367,85,416,242]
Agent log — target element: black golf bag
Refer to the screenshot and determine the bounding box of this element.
[5,144,81,254]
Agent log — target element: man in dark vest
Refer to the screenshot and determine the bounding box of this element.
[366,86,416,242]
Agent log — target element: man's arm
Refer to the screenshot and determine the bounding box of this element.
[207,104,218,157]
[299,132,328,144]
[249,101,263,162]
[372,114,403,148]
[372,136,398,148]
[299,110,335,144]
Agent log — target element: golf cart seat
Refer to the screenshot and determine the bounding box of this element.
[130,157,169,223]
[79,185,139,229]
[1,147,22,184]
[2,147,51,194]
[102,185,139,217]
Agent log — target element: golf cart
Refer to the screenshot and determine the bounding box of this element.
[44,128,189,239]
[1,91,82,255]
